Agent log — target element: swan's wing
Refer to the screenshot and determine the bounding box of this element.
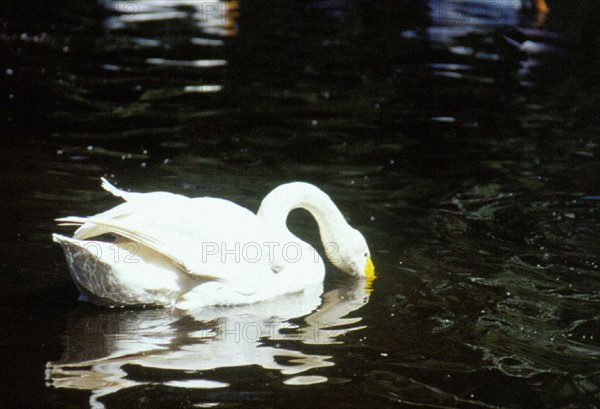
[57,196,272,282]
[62,192,188,242]
[57,190,189,261]
[57,214,192,277]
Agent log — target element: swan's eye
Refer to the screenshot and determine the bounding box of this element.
[364,252,368,257]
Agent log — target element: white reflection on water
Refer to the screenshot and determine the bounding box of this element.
[46,280,371,408]
[184,84,224,93]
[427,0,548,44]
[430,0,522,28]
[103,0,239,36]
[102,0,237,98]
[146,58,228,67]
[424,0,564,91]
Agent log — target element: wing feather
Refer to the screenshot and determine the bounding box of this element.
[56,195,272,283]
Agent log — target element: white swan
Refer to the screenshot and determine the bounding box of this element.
[52,179,375,308]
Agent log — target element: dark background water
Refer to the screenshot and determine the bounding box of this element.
[1,0,600,408]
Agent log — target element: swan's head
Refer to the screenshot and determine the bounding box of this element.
[332,228,376,281]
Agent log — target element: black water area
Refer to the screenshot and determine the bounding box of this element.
[1,1,599,408]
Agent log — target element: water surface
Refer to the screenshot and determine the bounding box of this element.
[1,0,600,408]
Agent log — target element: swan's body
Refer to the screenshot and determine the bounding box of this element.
[53,179,374,309]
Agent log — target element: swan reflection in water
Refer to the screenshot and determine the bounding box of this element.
[46,279,371,407]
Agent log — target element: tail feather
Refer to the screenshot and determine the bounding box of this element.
[52,233,72,244]
[56,216,113,241]
[101,177,134,201]
[56,216,88,225]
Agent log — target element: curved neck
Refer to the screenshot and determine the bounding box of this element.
[257,182,350,253]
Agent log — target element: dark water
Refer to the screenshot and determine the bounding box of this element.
[2,0,600,408]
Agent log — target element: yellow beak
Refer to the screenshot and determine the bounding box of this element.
[364,256,376,293]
